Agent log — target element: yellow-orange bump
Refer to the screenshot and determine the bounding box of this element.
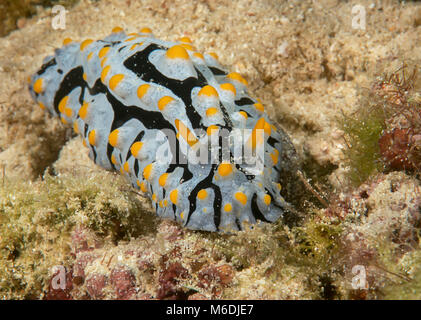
[193,52,204,60]
[58,96,69,114]
[130,43,143,50]
[179,36,192,43]
[112,26,124,33]
[206,125,219,136]
[208,52,218,60]
[108,129,119,147]
[143,163,153,181]
[111,154,117,165]
[224,203,232,212]
[123,161,130,172]
[88,130,96,146]
[101,65,111,83]
[63,38,72,45]
[180,43,196,51]
[264,121,271,135]
[159,173,169,187]
[33,78,44,94]
[80,39,93,51]
[140,181,148,193]
[197,189,208,200]
[130,141,143,158]
[166,45,189,60]
[73,122,79,134]
[218,162,233,177]
[137,84,150,99]
[227,72,248,86]
[158,96,175,111]
[238,111,248,119]
[64,107,73,118]
[254,117,266,130]
[38,102,46,110]
[140,27,152,33]
[124,36,137,42]
[248,117,266,150]
[263,194,271,206]
[109,74,124,91]
[83,73,87,81]
[254,103,264,112]
[198,85,218,97]
[87,52,94,61]
[235,192,248,205]
[270,149,279,165]
[175,119,198,147]
[206,107,218,117]
[79,102,89,119]
[220,83,236,95]
[101,57,108,68]
[170,189,178,204]
[98,46,110,59]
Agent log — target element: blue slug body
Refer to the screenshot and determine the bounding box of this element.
[29,28,293,232]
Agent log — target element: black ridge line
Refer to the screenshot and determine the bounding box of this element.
[208,66,227,76]
[185,164,222,231]
[37,58,56,75]
[123,43,206,130]
[235,97,255,106]
[251,193,270,223]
